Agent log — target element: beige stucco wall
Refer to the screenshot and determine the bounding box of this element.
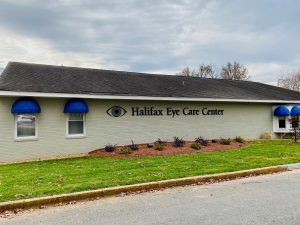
[0,97,274,162]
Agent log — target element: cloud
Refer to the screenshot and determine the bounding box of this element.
[0,0,300,84]
[248,53,300,85]
[0,27,118,69]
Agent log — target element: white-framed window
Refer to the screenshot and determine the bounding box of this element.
[274,116,290,132]
[278,116,287,129]
[15,114,38,140]
[66,113,86,137]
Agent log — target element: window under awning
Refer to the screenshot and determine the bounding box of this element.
[11,98,41,114]
[273,106,290,116]
[64,99,89,113]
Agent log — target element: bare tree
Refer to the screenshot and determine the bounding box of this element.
[278,71,300,92]
[176,67,192,76]
[289,116,300,143]
[177,62,249,80]
[196,64,218,78]
[220,62,250,80]
[177,64,218,78]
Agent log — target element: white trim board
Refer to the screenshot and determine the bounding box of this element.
[0,91,299,104]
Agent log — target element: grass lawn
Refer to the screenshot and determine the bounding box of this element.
[0,140,299,202]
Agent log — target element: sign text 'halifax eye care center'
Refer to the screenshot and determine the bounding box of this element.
[131,107,224,117]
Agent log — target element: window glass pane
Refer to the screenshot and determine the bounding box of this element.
[69,113,83,121]
[17,115,36,137]
[68,121,84,135]
[278,117,286,129]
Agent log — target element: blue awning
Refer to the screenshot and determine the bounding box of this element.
[291,106,300,116]
[64,99,89,113]
[274,106,290,116]
[11,98,41,114]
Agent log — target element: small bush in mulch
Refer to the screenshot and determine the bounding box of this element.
[119,146,133,154]
[219,138,231,145]
[154,143,165,151]
[147,143,154,148]
[190,142,202,150]
[234,136,245,143]
[129,140,139,151]
[104,144,116,152]
[195,136,209,146]
[212,139,218,143]
[155,138,166,144]
[173,137,185,147]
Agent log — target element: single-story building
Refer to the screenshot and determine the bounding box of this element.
[0,62,299,162]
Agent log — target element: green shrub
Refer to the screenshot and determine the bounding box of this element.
[155,138,166,144]
[219,138,231,145]
[119,146,133,154]
[234,136,245,143]
[190,142,202,150]
[195,136,209,146]
[154,143,165,151]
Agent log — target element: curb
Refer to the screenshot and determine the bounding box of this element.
[0,166,290,212]
[278,163,300,170]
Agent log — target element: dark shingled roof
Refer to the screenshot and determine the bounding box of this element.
[0,62,299,101]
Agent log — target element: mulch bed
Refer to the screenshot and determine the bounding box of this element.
[88,141,249,158]
[289,142,300,145]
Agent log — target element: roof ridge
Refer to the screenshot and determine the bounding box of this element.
[0,61,299,101]
[7,61,264,85]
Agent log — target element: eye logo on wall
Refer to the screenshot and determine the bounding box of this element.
[106,106,127,117]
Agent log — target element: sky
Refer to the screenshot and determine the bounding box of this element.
[0,0,299,85]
